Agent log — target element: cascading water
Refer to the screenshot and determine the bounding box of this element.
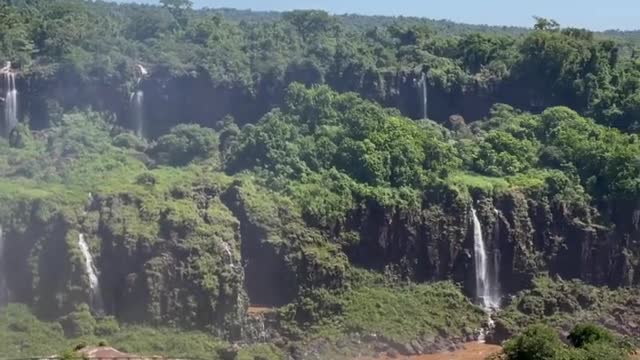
[421,72,428,120]
[1,61,18,137]
[130,64,148,138]
[221,242,235,268]
[131,90,145,138]
[471,207,502,342]
[0,225,8,307]
[78,233,104,313]
[472,208,501,310]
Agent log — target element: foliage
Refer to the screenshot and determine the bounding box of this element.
[150,124,219,166]
[0,2,639,358]
[504,324,570,360]
[503,323,629,360]
[337,280,485,343]
[568,323,615,348]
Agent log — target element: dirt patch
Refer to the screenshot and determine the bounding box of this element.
[248,305,276,316]
[357,343,502,360]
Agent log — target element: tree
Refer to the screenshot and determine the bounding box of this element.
[160,0,193,10]
[533,17,560,31]
[160,0,192,28]
[150,124,219,166]
[503,324,570,360]
[568,323,615,348]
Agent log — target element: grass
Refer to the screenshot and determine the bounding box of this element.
[449,171,509,194]
[339,282,485,343]
[0,303,286,359]
[306,270,486,345]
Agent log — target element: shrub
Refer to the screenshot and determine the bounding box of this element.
[58,305,96,338]
[503,324,569,360]
[568,323,615,348]
[150,124,219,166]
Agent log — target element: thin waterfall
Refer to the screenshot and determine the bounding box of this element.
[472,207,502,343]
[0,225,7,307]
[421,72,428,120]
[131,90,145,138]
[1,62,18,137]
[131,64,148,138]
[221,242,235,268]
[78,233,104,313]
[472,207,501,310]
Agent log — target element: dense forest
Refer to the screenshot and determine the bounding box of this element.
[0,1,639,359]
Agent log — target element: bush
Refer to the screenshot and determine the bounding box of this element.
[58,305,97,338]
[568,323,615,348]
[95,316,121,336]
[503,324,569,360]
[113,133,146,151]
[150,124,219,166]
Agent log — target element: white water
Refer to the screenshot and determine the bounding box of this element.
[0,225,8,306]
[1,62,18,137]
[78,233,103,313]
[472,207,502,342]
[472,208,501,310]
[131,90,145,137]
[221,242,235,268]
[136,64,148,78]
[421,72,428,120]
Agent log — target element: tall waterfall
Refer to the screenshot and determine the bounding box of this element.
[1,62,18,137]
[421,72,428,120]
[78,233,103,313]
[131,90,145,138]
[471,208,501,310]
[0,226,8,307]
[131,64,148,138]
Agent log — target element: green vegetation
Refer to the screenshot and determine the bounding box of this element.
[0,1,638,359]
[496,277,640,347]
[338,280,484,343]
[504,323,632,360]
[0,303,285,359]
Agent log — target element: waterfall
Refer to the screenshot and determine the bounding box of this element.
[0,226,8,307]
[472,207,502,343]
[78,233,103,313]
[421,72,428,120]
[221,242,235,268]
[131,64,148,138]
[131,90,145,138]
[1,62,18,137]
[471,208,501,310]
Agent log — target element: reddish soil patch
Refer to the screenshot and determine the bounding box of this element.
[358,343,502,360]
[248,305,276,316]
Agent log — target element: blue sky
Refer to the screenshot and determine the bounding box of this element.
[124,0,639,31]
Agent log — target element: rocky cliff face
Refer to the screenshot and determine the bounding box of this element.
[0,179,350,340]
[16,67,562,137]
[342,189,640,298]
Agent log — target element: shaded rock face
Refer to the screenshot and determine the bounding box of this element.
[0,188,246,337]
[1,184,638,340]
[344,192,471,285]
[344,190,640,296]
[17,67,564,137]
[220,186,297,308]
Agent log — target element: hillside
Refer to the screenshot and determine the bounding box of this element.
[0,1,639,360]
